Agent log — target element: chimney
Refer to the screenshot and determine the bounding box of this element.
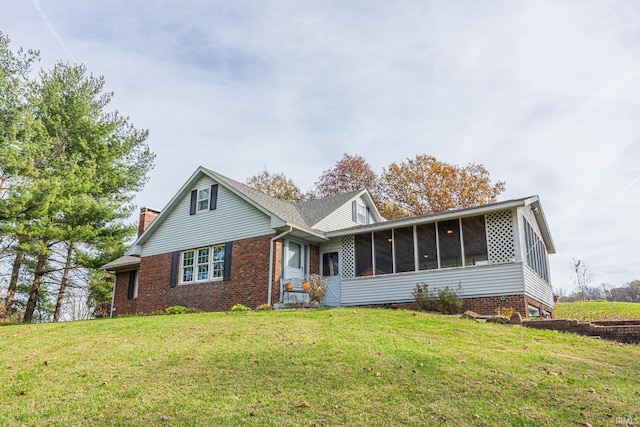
[138,207,160,236]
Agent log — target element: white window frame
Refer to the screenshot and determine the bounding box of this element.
[132,271,139,299]
[356,203,367,224]
[181,244,225,284]
[197,188,210,212]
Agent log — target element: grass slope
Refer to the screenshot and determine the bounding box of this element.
[1,308,638,426]
[555,301,640,321]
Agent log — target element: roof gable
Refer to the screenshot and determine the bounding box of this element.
[127,167,326,254]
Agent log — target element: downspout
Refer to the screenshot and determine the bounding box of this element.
[109,273,117,318]
[268,227,293,306]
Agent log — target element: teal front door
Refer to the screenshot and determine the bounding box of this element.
[321,251,341,306]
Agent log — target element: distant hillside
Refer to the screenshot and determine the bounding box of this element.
[555,301,640,321]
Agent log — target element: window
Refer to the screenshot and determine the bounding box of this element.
[357,203,367,224]
[322,252,339,276]
[438,219,462,268]
[181,244,225,283]
[351,215,490,277]
[374,230,393,275]
[462,215,489,266]
[287,242,302,268]
[394,227,415,273]
[127,270,138,300]
[524,220,549,282]
[197,248,209,280]
[417,223,438,270]
[197,188,209,211]
[190,184,218,215]
[355,233,373,276]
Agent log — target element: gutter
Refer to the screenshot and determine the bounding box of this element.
[109,277,116,319]
[268,227,293,306]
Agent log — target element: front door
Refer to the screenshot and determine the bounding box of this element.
[321,250,341,306]
[283,240,307,304]
[284,240,305,280]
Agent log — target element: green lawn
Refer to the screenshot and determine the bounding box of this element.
[555,301,640,321]
[1,308,638,426]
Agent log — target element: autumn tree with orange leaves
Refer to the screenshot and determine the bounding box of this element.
[380,155,505,218]
[311,154,379,199]
[245,170,308,203]
[247,153,505,220]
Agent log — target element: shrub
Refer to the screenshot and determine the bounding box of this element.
[413,283,463,315]
[230,303,251,313]
[307,274,327,304]
[437,287,463,315]
[413,283,437,312]
[495,306,515,318]
[256,304,273,311]
[165,305,187,315]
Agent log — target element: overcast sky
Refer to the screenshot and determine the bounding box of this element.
[2,1,639,292]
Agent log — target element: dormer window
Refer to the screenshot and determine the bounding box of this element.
[197,188,210,211]
[352,200,369,224]
[190,184,219,215]
[357,203,367,224]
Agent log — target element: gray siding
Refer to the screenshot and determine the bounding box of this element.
[314,195,376,231]
[141,176,274,256]
[319,237,343,253]
[524,265,555,307]
[340,263,525,306]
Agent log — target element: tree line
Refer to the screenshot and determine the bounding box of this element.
[0,33,155,323]
[246,153,506,219]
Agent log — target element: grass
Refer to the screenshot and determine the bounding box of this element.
[555,301,640,321]
[1,308,639,426]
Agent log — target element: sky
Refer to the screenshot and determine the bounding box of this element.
[2,0,639,292]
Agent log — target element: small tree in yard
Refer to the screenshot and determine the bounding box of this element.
[571,259,593,301]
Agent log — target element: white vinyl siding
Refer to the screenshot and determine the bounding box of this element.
[340,262,525,306]
[314,196,376,232]
[319,237,343,254]
[141,176,273,257]
[524,265,555,307]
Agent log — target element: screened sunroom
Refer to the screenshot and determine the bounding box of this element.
[321,196,555,316]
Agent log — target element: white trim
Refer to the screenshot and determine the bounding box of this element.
[179,244,225,284]
[268,227,292,305]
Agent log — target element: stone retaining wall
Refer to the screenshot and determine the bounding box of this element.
[522,319,640,344]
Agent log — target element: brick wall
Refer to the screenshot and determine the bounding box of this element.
[523,319,640,344]
[116,234,278,315]
[112,271,138,316]
[309,245,319,275]
[462,294,554,318]
[362,294,554,318]
[272,239,283,303]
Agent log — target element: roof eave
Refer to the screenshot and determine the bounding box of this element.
[325,198,531,237]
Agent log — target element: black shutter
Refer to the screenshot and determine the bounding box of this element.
[127,270,136,300]
[366,207,371,224]
[190,190,197,215]
[352,201,357,222]
[210,184,218,210]
[170,251,180,287]
[223,241,233,281]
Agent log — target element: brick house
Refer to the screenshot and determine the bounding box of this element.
[102,166,556,317]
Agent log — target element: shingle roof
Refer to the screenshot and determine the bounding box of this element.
[203,168,322,237]
[295,190,364,226]
[100,255,140,271]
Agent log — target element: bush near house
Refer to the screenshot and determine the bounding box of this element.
[413,283,463,315]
